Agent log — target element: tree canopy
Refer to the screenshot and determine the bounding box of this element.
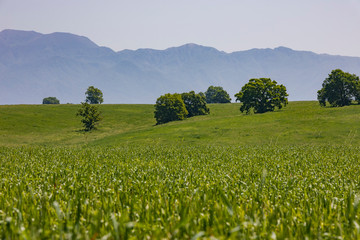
[154,93,188,125]
[205,86,231,103]
[235,78,288,114]
[42,97,60,104]
[85,86,103,104]
[181,91,209,117]
[317,69,360,107]
[77,102,102,131]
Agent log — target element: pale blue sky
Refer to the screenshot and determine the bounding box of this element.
[1,0,360,56]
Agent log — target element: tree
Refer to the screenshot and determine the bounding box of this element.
[198,92,205,99]
[181,91,210,117]
[235,78,288,114]
[76,102,102,131]
[205,86,231,103]
[85,86,103,104]
[317,69,360,107]
[42,97,60,104]
[154,93,188,125]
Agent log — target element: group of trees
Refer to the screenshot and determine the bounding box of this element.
[154,91,209,125]
[41,68,360,130]
[154,86,234,125]
[42,86,103,131]
[154,83,288,124]
[233,69,359,113]
[154,68,360,124]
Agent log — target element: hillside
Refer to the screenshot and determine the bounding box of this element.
[1,29,360,104]
[0,102,359,147]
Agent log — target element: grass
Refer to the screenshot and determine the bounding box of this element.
[1,102,360,239]
[0,101,359,146]
[0,104,155,146]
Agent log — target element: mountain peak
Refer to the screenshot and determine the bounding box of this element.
[165,43,224,55]
[179,43,203,48]
[274,46,293,52]
[41,32,98,49]
[0,29,99,51]
[0,29,42,46]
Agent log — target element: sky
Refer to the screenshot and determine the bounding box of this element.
[1,0,360,56]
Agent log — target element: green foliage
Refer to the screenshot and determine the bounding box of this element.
[235,78,288,114]
[317,69,360,107]
[76,102,102,131]
[85,86,103,104]
[205,86,231,103]
[1,145,360,239]
[42,97,60,104]
[198,91,205,99]
[181,91,210,117]
[154,93,188,125]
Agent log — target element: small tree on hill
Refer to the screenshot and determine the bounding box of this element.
[154,93,188,125]
[205,86,231,103]
[181,91,210,117]
[317,69,360,107]
[85,86,103,104]
[77,102,102,131]
[235,78,288,114]
[42,97,60,104]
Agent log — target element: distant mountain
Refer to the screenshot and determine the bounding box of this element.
[1,29,360,104]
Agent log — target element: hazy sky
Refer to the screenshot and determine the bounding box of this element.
[1,0,360,56]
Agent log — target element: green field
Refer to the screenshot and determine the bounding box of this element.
[0,101,359,146]
[1,102,360,239]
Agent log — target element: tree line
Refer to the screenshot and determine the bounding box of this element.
[154,86,231,124]
[42,68,360,129]
[154,69,360,124]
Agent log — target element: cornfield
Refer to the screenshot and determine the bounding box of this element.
[0,145,359,239]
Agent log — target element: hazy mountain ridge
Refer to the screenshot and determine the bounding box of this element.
[1,29,360,104]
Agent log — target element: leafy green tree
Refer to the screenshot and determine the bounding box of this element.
[85,86,103,104]
[42,97,60,104]
[235,78,288,114]
[205,86,231,103]
[317,69,360,107]
[181,91,210,117]
[154,93,188,125]
[77,102,102,131]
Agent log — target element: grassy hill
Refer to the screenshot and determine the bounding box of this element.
[0,101,359,146]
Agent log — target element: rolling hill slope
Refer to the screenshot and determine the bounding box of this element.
[0,102,359,146]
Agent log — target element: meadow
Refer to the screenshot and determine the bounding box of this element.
[0,102,360,239]
[0,101,359,146]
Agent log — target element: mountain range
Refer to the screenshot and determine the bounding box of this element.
[1,29,360,104]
